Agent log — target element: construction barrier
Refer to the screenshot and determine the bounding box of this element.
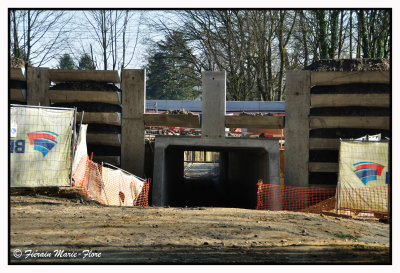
[10,105,76,187]
[256,182,389,219]
[337,140,389,214]
[337,185,389,214]
[256,182,336,213]
[72,154,150,207]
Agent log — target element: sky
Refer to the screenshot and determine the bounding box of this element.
[10,10,173,70]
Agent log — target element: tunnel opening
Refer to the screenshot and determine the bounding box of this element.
[164,145,270,209]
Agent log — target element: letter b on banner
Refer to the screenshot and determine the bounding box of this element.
[10,140,25,153]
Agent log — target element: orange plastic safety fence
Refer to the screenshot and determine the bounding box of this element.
[134,179,151,207]
[85,160,105,204]
[256,183,336,213]
[72,155,150,207]
[256,182,390,218]
[72,154,89,189]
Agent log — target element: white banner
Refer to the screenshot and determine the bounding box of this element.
[338,141,389,212]
[72,124,88,176]
[10,106,75,187]
[101,167,145,206]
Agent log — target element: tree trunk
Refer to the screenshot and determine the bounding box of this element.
[329,10,339,59]
[316,10,328,59]
[102,11,107,70]
[358,10,370,58]
[338,10,344,58]
[300,11,309,67]
[27,10,31,63]
[349,10,353,59]
[12,10,19,58]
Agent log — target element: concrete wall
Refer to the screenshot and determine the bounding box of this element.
[284,70,390,188]
[152,136,280,208]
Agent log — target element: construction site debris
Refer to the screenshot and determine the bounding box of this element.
[304,58,390,72]
[10,56,31,68]
[239,112,273,116]
[164,109,194,115]
[10,194,390,264]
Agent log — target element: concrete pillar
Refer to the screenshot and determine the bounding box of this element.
[27,67,50,106]
[121,69,145,178]
[201,71,226,138]
[152,141,167,206]
[284,70,311,187]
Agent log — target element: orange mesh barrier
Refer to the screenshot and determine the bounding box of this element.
[72,155,150,207]
[72,154,89,188]
[85,160,105,203]
[134,178,151,207]
[256,181,390,218]
[256,182,336,213]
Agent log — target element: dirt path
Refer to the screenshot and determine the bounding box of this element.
[9,193,390,264]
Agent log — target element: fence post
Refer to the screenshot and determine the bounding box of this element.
[26,67,50,106]
[121,69,146,178]
[284,70,310,187]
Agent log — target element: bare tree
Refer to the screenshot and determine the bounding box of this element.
[83,10,110,70]
[9,10,74,67]
[276,10,297,101]
[82,10,142,70]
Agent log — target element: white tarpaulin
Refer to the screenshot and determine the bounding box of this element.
[72,124,88,176]
[338,141,389,212]
[10,106,75,187]
[101,167,145,206]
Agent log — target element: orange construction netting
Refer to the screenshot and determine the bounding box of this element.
[256,182,336,213]
[72,155,150,207]
[256,181,389,218]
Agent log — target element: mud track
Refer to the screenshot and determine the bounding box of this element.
[9,192,390,264]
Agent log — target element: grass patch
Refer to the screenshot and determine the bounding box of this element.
[332,232,360,241]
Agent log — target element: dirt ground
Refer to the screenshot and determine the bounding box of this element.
[9,191,390,264]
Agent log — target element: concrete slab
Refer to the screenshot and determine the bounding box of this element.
[201,71,226,138]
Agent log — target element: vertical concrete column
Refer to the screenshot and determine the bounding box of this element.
[201,71,226,138]
[284,70,311,187]
[152,141,167,206]
[121,69,145,178]
[27,67,50,106]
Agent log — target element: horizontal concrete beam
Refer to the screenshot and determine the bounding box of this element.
[309,116,390,130]
[86,133,121,147]
[311,93,390,108]
[48,69,120,83]
[308,162,339,173]
[309,138,340,150]
[10,68,25,81]
[77,112,121,126]
[143,114,200,128]
[311,71,390,86]
[10,89,26,102]
[49,90,120,105]
[225,115,284,129]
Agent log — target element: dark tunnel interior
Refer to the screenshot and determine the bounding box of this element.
[163,145,270,209]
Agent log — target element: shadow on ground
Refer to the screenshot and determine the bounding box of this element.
[9,243,391,264]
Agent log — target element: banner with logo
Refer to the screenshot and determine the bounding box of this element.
[10,105,75,187]
[337,141,389,212]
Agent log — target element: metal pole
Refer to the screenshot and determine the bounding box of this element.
[69,107,77,186]
[102,162,146,181]
[100,162,110,205]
